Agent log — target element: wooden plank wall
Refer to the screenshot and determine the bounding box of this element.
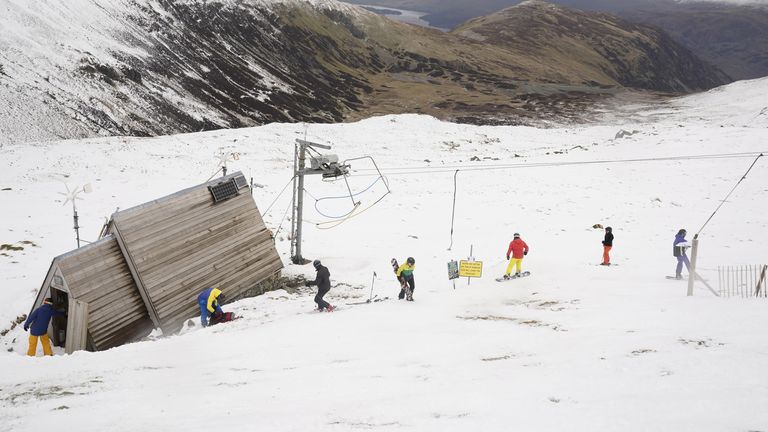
[111,174,283,334]
[57,236,154,350]
[65,300,89,354]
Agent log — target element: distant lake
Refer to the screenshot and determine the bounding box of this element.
[357,4,448,31]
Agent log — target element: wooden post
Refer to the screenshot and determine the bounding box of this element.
[65,300,89,354]
[717,266,721,297]
[467,245,473,286]
[687,235,699,296]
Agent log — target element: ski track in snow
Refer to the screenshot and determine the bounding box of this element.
[0,78,767,431]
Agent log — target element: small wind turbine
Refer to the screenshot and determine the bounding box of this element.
[59,183,92,248]
[216,151,235,177]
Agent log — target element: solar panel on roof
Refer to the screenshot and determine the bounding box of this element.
[209,179,239,203]
[234,175,248,190]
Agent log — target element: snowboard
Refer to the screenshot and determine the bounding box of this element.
[495,271,531,282]
[666,276,686,280]
[391,258,413,301]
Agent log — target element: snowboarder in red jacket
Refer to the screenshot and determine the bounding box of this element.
[504,233,529,278]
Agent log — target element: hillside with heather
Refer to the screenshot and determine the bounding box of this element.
[0,0,729,145]
[345,0,768,80]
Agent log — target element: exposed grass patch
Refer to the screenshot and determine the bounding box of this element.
[0,314,27,337]
[630,348,657,356]
[458,314,567,331]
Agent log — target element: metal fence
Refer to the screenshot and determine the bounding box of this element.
[718,265,768,298]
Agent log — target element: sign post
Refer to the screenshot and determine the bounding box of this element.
[459,245,483,285]
[447,260,459,290]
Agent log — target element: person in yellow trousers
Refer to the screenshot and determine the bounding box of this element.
[504,233,529,279]
[23,298,65,356]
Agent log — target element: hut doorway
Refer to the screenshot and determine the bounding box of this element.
[50,288,68,347]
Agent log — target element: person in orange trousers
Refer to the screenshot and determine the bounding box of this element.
[601,226,614,265]
[23,298,65,356]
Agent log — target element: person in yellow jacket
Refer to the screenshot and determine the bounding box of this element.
[396,257,416,301]
[197,287,224,327]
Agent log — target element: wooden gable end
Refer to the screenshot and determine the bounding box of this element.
[56,236,154,350]
[109,173,283,333]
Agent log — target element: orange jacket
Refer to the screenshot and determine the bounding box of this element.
[506,238,529,259]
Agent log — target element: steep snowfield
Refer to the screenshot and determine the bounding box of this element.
[0,0,372,144]
[0,78,766,430]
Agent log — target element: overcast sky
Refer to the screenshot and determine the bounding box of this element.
[677,0,768,4]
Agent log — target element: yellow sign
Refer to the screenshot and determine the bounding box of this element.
[459,260,483,278]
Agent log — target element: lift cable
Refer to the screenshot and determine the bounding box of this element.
[348,151,766,177]
[696,153,764,237]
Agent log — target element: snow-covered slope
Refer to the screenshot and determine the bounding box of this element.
[0,0,373,143]
[0,78,766,430]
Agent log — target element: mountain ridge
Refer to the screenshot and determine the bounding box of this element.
[0,0,730,144]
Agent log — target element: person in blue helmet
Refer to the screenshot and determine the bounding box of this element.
[197,287,224,327]
[673,229,692,280]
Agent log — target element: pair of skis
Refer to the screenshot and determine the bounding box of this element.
[346,295,390,305]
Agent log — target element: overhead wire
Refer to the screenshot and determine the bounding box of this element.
[696,153,764,236]
[272,197,294,242]
[205,166,223,182]
[315,191,391,230]
[447,170,459,251]
[262,175,296,217]
[304,176,389,219]
[347,151,767,177]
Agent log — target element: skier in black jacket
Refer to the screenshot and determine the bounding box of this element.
[601,226,614,265]
[305,259,334,312]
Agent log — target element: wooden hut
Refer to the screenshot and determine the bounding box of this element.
[30,235,154,353]
[30,172,283,352]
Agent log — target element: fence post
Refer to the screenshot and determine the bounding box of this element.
[687,235,699,296]
[757,265,767,297]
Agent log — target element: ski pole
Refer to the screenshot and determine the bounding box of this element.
[369,271,377,302]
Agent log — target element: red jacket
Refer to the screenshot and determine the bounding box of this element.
[507,238,529,259]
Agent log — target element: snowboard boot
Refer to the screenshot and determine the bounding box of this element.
[503,274,511,280]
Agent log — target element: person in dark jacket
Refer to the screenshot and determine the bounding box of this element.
[673,229,691,279]
[306,259,334,311]
[23,298,65,356]
[601,226,614,265]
